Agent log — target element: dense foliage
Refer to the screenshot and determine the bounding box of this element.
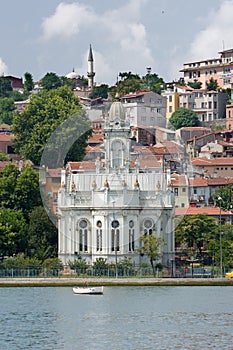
[12,86,92,166]
[169,107,199,130]
[139,234,164,277]
[109,71,165,98]
[0,163,57,261]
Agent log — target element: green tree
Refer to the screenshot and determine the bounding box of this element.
[0,207,27,257]
[2,253,41,269]
[175,214,217,260]
[93,257,109,275]
[139,234,164,277]
[89,84,109,99]
[0,97,15,124]
[0,163,42,219]
[0,150,10,161]
[169,107,199,130]
[214,184,233,210]
[0,77,12,97]
[41,257,63,271]
[68,257,88,274]
[188,80,202,89]
[206,77,218,91]
[27,206,57,260]
[142,72,164,93]
[12,86,91,166]
[0,163,20,209]
[24,72,34,93]
[14,165,42,219]
[41,72,62,91]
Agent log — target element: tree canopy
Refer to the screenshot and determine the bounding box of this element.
[24,72,34,93]
[139,234,164,276]
[89,84,109,99]
[175,214,218,260]
[169,107,199,130]
[12,86,92,166]
[188,80,202,89]
[214,184,233,210]
[206,77,218,91]
[109,71,165,97]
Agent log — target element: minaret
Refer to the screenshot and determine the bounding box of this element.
[87,44,95,89]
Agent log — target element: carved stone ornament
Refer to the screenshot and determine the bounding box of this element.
[134,179,140,188]
[104,179,109,188]
[71,181,76,192]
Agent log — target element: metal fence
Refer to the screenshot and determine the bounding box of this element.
[0,266,219,279]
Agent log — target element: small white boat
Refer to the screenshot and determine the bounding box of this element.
[73,286,104,295]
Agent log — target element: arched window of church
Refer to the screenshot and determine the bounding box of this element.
[111,220,120,251]
[129,220,135,252]
[96,220,102,252]
[79,219,88,252]
[143,219,154,235]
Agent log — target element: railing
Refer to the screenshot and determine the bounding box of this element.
[0,266,219,279]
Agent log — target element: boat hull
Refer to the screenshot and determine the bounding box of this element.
[73,286,104,295]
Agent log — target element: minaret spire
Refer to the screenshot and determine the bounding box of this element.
[87,44,95,89]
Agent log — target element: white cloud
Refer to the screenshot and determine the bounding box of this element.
[188,0,233,61]
[40,0,154,85]
[41,2,96,40]
[0,58,8,76]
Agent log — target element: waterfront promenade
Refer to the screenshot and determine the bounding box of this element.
[0,277,232,287]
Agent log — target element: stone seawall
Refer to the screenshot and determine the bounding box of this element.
[0,277,232,287]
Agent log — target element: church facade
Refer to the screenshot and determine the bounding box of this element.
[57,101,175,267]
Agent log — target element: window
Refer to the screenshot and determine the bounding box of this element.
[182,188,186,192]
[143,219,153,235]
[111,220,120,251]
[174,188,178,196]
[96,220,102,252]
[208,101,212,109]
[169,95,172,102]
[169,106,172,113]
[79,220,88,252]
[129,220,135,252]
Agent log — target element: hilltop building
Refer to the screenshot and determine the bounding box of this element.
[57,101,174,267]
[180,48,233,89]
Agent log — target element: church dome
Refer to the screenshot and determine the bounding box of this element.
[109,101,125,122]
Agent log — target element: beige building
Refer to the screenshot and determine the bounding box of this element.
[179,89,227,124]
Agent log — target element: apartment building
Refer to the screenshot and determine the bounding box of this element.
[120,90,166,128]
[179,89,227,123]
[180,48,233,89]
[161,88,179,124]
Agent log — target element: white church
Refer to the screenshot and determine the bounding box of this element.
[57,101,175,267]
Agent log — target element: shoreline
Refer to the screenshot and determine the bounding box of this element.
[0,277,233,287]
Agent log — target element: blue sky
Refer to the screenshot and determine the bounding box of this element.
[0,0,232,85]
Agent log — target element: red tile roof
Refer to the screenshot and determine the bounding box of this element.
[121,90,151,98]
[68,161,96,171]
[0,134,14,141]
[192,157,233,166]
[189,178,208,187]
[170,174,187,186]
[207,177,233,186]
[176,206,231,216]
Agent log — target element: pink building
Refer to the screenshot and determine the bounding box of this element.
[180,49,233,89]
[226,104,233,130]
